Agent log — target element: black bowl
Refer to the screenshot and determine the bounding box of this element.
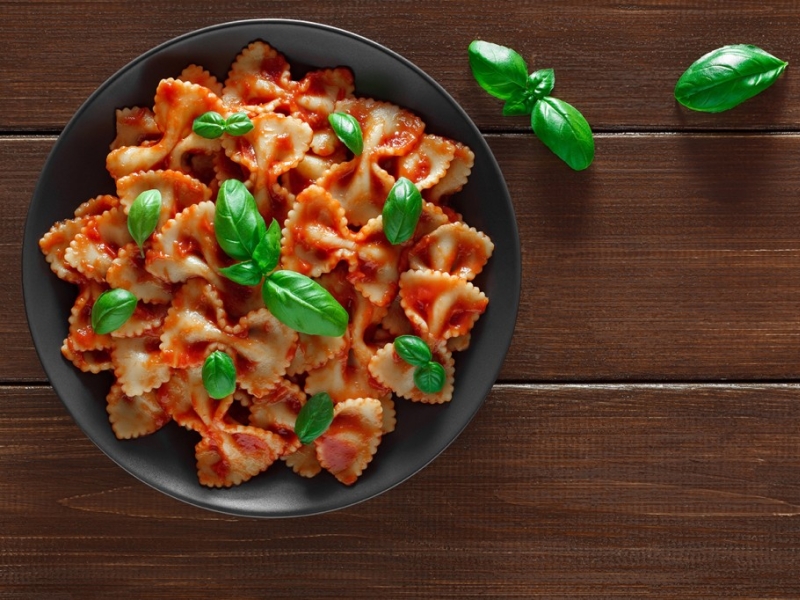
[22,19,520,517]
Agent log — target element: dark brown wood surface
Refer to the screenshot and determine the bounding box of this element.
[3,1,800,598]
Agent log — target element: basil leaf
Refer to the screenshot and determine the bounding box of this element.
[202,350,236,400]
[674,44,788,113]
[91,288,137,335]
[262,270,348,337]
[468,40,529,100]
[394,335,432,367]
[219,260,264,287]
[414,361,446,394]
[528,68,555,100]
[531,96,595,171]
[215,179,264,260]
[382,177,423,245]
[295,392,334,445]
[328,112,364,155]
[225,112,255,136]
[252,219,281,275]
[193,111,226,139]
[127,189,162,256]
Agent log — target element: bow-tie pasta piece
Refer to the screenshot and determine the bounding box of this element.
[106,243,175,304]
[287,330,349,377]
[110,107,160,151]
[347,215,405,307]
[369,342,455,405]
[407,222,494,281]
[424,141,475,204]
[106,382,170,440]
[314,397,384,485]
[107,79,227,180]
[111,332,172,398]
[177,64,224,97]
[394,134,457,191]
[223,41,295,109]
[64,205,132,282]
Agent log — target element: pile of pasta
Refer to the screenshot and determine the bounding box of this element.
[39,41,494,487]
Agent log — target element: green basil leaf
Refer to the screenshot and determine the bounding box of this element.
[531,96,595,171]
[202,350,236,400]
[215,179,264,260]
[394,335,432,367]
[382,177,423,245]
[219,260,264,287]
[91,288,137,335]
[127,189,162,256]
[262,270,348,337]
[674,44,788,113]
[528,68,555,100]
[295,392,335,445]
[224,112,255,136]
[502,88,535,116]
[252,219,281,275]
[413,361,446,394]
[193,111,226,139]
[328,112,364,155]
[468,40,529,100]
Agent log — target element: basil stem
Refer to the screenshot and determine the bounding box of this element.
[127,189,162,257]
[394,335,432,367]
[202,350,236,399]
[328,112,364,156]
[225,112,255,136]
[675,44,788,113]
[414,361,446,394]
[294,392,335,445]
[531,97,595,171]
[468,40,529,100]
[215,179,266,261]
[193,111,227,139]
[382,177,423,245]
[91,288,137,335]
[262,270,348,337]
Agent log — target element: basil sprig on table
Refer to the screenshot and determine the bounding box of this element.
[201,350,236,400]
[383,177,423,245]
[193,111,255,139]
[394,335,446,394]
[214,179,348,337]
[91,288,137,335]
[127,189,162,257]
[674,45,788,113]
[468,40,594,171]
[328,112,364,156]
[294,392,335,445]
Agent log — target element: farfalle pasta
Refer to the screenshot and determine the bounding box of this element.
[38,41,493,488]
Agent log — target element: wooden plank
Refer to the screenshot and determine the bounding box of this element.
[10,133,800,382]
[2,1,799,132]
[1,383,799,597]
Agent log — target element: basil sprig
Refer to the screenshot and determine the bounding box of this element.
[202,350,236,400]
[393,335,445,394]
[294,392,335,445]
[193,111,255,139]
[328,112,363,155]
[383,177,423,245]
[127,189,162,257]
[468,40,594,171]
[91,288,137,335]
[214,179,348,337]
[674,44,788,113]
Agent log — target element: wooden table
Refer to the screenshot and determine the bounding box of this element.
[4,2,800,597]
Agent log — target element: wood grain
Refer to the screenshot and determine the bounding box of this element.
[1,384,798,597]
[2,1,799,132]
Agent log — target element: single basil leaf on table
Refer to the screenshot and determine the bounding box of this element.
[674,44,788,113]
[414,361,446,394]
[224,112,255,136]
[251,218,282,275]
[91,288,137,335]
[468,40,529,100]
[394,335,433,367]
[295,392,335,445]
[328,112,364,155]
[531,96,595,171]
[219,259,264,287]
[382,177,423,245]
[192,111,227,139]
[215,179,265,261]
[262,270,349,337]
[202,350,236,400]
[127,189,162,256]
